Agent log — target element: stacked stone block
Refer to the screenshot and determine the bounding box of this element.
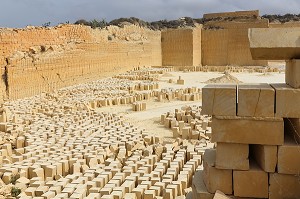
[195,82,300,198]
[193,27,300,198]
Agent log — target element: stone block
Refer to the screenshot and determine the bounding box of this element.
[278,135,300,175]
[249,27,300,60]
[250,144,277,173]
[192,170,214,199]
[237,83,274,117]
[100,187,112,196]
[143,190,156,199]
[123,193,137,199]
[202,84,236,116]
[35,186,49,197]
[215,143,249,170]
[272,83,300,118]
[121,180,135,193]
[25,187,37,197]
[44,165,57,179]
[213,190,231,199]
[41,191,56,199]
[269,173,300,199]
[162,188,173,199]
[177,80,185,85]
[31,168,45,180]
[111,190,123,199]
[286,59,300,88]
[203,149,232,195]
[284,118,300,143]
[87,193,101,199]
[132,187,144,199]
[212,116,283,145]
[233,161,268,198]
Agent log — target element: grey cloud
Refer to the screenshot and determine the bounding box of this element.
[0,0,299,28]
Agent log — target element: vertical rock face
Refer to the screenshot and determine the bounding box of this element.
[161,27,202,67]
[0,24,162,102]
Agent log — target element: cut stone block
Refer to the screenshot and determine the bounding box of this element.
[202,84,236,116]
[212,116,283,145]
[162,188,173,199]
[269,173,300,199]
[237,83,274,117]
[41,191,56,199]
[144,189,156,199]
[249,27,300,60]
[35,186,49,197]
[286,59,300,88]
[278,135,300,175]
[123,193,137,199]
[233,161,268,198]
[203,149,232,195]
[272,83,300,118]
[132,187,144,199]
[192,170,214,199]
[250,144,277,173]
[213,190,231,199]
[215,143,249,170]
[284,118,300,143]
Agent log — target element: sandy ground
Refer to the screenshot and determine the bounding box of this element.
[100,71,285,141]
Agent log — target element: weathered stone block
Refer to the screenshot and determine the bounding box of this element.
[233,161,268,198]
[237,83,274,117]
[269,173,300,199]
[284,118,300,143]
[278,135,300,175]
[215,143,249,170]
[202,84,236,116]
[250,144,277,173]
[272,83,300,118]
[286,59,300,88]
[203,149,232,195]
[249,28,300,60]
[212,116,283,145]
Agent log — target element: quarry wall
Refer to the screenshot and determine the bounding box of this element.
[1,14,299,102]
[202,28,268,66]
[0,25,162,101]
[202,15,269,66]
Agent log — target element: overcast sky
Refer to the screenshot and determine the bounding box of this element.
[0,0,299,28]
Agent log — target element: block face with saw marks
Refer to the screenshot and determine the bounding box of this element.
[237,83,275,117]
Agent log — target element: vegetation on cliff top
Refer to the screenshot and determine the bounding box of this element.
[74,13,300,30]
[74,17,202,30]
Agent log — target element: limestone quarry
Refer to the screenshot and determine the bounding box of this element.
[0,9,299,199]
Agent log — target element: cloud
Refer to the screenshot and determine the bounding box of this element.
[0,0,299,28]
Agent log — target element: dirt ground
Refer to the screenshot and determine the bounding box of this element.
[100,71,285,141]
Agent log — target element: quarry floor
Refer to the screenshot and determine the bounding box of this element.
[0,69,286,198]
[100,71,285,142]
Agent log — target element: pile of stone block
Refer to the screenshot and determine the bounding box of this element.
[49,77,159,110]
[114,67,173,81]
[161,105,212,141]
[156,87,201,102]
[172,65,278,73]
[0,73,211,198]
